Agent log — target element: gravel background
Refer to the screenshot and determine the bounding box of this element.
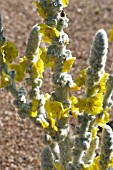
[1,0,113,169]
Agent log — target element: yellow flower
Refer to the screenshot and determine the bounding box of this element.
[32,58,44,78]
[0,72,10,88]
[62,57,76,72]
[77,93,103,115]
[33,1,48,19]
[86,94,103,115]
[39,24,59,42]
[45,95,72,129]
[40,47,54,68]
[61,0,69,8]
[45,97,69,119]
[8,64,25,82]
[52,101,64,117]
[98,73,109,93]
[8,57,27,82]
[51,101,69,119]
[8,56,27,82]
[109,25,113,42]
[1,42,18,63]
[30,99,39,117]
[69,96,79,118]
[75,69,86,87]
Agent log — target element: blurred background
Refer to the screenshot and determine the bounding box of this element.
[1,0,113,169]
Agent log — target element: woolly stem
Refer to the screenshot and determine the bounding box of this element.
[58,135,73,170]
[86,29,108,97]
[68,29,108,169]
[37,1,74,168]
[99,125,113,170]
[0,15,5,47]
[82,137,99,164]
[68,114,92,170]
[103,75,113,109]
[0,18,30,119]
[41,146,54,170]
[50,142,60,161]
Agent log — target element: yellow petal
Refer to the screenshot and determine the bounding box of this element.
[40,47,54,68]
[98,73,109,93]
[8,64,25,82]
[30,111,38,117]
[70,83,81,90]
[54,161,61,170]
[41,120,49,129]
[62,57,76,72]
[33,1,48,19]
[61,0,69,8]
[19,56,27,68]
[39,24,59,40]
[32,99,39,112]
[50,117,58,131]
[92,127,99,139]
[44,98,52,114]
[69,96,78,104]
[32,58,44,78]
[75,69,86,87]
[52,101,64,114]
[0,72,10,88]
[1,42,18,63]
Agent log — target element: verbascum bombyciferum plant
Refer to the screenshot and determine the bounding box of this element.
[1,1,113,170]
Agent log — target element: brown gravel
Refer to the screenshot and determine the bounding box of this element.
[1,0,113,169]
